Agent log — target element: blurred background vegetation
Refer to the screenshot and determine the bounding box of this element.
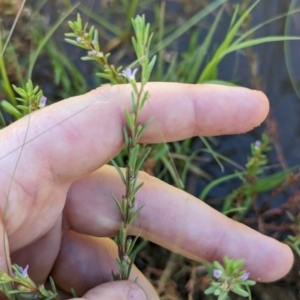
[1,0,300,299]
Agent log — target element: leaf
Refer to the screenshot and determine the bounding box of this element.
[124,109,134,132]
[232,258,244,269]
[231,287,249,297]
[213,260,224,271]
[115,258,123,273]
[1,100,22,119]
[136,117,154,141]
[128,144,140,168]
[245,280,256,286]
[96,72,115,81]
[132,182,144,196]
[64,38,87,49]
[139,90,149,110]
[44,293,59,300]
[200,136,224,172]
[38,285,49,297]
[204,286,218,294]
[131,91,136,112]
[123,126,129,148]
[111,193,124,215]
[12,85,27,98]
[25,79,33,94]
[128,205,144,225]
[217,293,228,300]
[64,32,77,37]
[127,235,139,255]
[49,277,57,294]
[70,288,77,298]
[127,253,136,279]
[110,158,126,184]
[135,147,152,174]
[146,55,157,81]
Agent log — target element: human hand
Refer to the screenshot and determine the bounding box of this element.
[0,83,293,299]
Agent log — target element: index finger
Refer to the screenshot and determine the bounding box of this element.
[0,83,269,184]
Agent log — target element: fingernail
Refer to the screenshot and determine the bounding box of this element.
[127,288,147,300]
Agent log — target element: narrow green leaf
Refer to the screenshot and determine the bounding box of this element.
[32,85,39,94]
[229,4,239,29]
[77,13,82,30]
[1,100,22,118]
[88,25,95,38]
[96,72,116,82]
[217,293,228,300]
[128,144,140,168]
[124,109,134,131]
[70,288,77,298]
[128,205,144,225]
[115,258,122,271]
[12,85,26,98]
[245,280,256,286]
[200,137,224,172]
[224,36,300,54]
[38,285,48,297]
[140,90,149,110]
[110,158,126,184]
[127,253,136,279]
[204,286,218,294]
[123,126,129,148]
[127,235,139,255]
[132,182,144,196]
[25,79,33,94]
[136,117,154,141]
[64,32,77,37]
[16,97,26,103]
[135,147,151,174]
[213,261,224,271]
[49,276,57,294]
[146,55,157,81]
[231,287,249,297]
[111,193,124,215]
[64,38,88,49]
[199,171,244,200]
[214,288,222,296]
[232,258,244,269]
[0,110,6,126]
[131,91,136,112]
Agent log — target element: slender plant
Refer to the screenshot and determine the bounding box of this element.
[110,16,156,281]
[65,13,157,281]
[205,257,256,300]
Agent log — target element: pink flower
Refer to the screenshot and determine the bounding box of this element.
[88,50,97,56]
[39,96,47,108]
[19,265,29,277]
[213,269,222,279]
[241,272,250,281]
[121,68,138,80]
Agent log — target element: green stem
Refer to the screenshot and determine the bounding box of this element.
[0,34,16,106]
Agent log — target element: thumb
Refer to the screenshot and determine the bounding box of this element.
[77,281,151,300]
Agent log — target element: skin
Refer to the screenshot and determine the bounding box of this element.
[0,83,293,299]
